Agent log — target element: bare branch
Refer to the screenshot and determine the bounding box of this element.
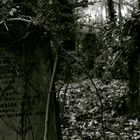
[6,18,32,23]
[111,51,122,68]
[3,20,9,31]
[0,18,32,27]
[72,1,101,8]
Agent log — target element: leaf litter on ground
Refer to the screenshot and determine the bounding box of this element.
[57,79,140,140]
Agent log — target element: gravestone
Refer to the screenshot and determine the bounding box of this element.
[0,22,52,140]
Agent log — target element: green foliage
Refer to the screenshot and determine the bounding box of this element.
[81,32,100,70]
[46,0,76,51]
[122,10,140,53]
[92,23,128,80]
[82,33,98,53]
[0,0,36,20]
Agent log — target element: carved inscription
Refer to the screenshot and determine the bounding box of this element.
[0,56,45,118]
[0,56,21,118]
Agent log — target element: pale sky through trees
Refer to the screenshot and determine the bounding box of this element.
[77,0,135,24]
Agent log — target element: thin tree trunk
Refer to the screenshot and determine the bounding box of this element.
[107,0,115,23]
[105,0,108,20]
[138,0,140,9]
[127,1,140,113]
[138,0,140,107]
[118,0,122,26]
[43,55,58,140]
[100,1,104,24]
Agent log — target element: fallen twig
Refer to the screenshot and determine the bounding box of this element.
[111,50,122,68]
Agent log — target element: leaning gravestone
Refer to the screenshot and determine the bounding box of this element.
[0,21,52,140]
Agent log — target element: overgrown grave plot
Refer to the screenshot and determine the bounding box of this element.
[57,79,140,139]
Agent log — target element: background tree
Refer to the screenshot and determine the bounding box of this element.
[107,0,116,23]
[118,0,122,25]
[138,0,140,8]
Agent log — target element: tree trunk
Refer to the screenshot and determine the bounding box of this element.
[138,0,140,9]
[138,0,140,109]
[127,2,140,113]
[128,50,139,113]
[118,0,122,26]
[107,0,115,23]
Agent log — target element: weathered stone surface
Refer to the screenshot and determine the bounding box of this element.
[0,22,52,140]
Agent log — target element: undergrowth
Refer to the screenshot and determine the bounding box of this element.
[57,79,140,140]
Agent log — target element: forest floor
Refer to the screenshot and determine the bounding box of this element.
[57,79,140,140]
